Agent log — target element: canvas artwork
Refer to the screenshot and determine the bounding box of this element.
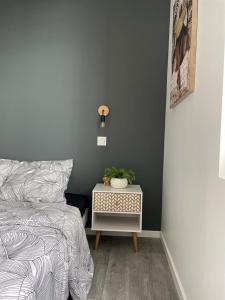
[170,0,198,108]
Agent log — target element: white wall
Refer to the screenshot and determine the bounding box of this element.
[162,1,225,300]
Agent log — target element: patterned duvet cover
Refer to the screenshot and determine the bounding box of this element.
[0,200,93,300]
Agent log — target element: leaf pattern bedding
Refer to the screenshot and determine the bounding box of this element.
[0,200,94,300]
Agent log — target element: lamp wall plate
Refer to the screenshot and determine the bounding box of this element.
[98,105,110,117]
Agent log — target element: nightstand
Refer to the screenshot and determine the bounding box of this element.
[91,183,143,252]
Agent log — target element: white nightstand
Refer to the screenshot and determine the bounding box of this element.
[91,183,143,251]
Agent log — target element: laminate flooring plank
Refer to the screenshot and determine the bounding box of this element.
[101,237,130,300]
[88,236,111,300]
[140,238,179,300]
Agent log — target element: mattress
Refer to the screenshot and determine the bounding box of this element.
[0,200,94,300]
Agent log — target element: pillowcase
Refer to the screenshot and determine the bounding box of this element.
[0,159,73,203]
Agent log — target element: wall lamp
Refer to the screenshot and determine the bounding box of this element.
[98,105,110,128]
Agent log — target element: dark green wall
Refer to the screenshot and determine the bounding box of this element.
[0,0,170,230]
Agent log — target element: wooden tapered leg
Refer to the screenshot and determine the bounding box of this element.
[132,232,138,252]
[95,231,101,250]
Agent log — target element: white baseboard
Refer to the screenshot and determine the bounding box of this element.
[86,228,160,238]
[160,232,188,300]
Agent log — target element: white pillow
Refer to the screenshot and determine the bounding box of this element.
[0,159,73,203]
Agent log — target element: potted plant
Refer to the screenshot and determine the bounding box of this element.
[103,167,135,189]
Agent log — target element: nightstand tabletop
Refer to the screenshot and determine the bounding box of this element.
[93,183,142,194]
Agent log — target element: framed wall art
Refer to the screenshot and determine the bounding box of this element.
[170,0,198,108]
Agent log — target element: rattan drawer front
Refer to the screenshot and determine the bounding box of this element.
[93,192,141,213]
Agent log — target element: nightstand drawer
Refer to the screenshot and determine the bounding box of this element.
[93,192,141,213]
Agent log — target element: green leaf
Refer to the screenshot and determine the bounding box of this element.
[103,167,135,183]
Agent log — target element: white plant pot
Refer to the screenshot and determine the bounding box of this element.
[110,178,128,189]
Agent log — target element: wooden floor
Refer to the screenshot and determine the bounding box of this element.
[87,236,179,300]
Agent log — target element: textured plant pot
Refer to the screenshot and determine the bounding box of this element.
[110,178,128,189]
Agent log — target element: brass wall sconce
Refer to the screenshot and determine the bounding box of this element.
[98,105,110,128]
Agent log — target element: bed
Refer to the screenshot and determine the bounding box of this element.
[0,159,94,300]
